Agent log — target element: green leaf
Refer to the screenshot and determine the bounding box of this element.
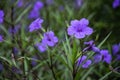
[99,71,112,80]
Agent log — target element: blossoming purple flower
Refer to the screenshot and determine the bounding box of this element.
[67,18,93,39]
[100,50,112,64]
[83,40,100,53]
[0,35,4,42]
[42,31,58,47]
[0,10,4,23]
[112,0,120,8]
[36,42,47,52]
[29,18,43,32]
[77,55,92,68]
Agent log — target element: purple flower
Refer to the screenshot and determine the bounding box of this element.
[46,0,54,5]
[29,18,43,32]
[83,40,100,53]
[29,9,40,19]
[0,10,4,23]
[12,66,21,74]
[8,25,21,34]
[0,35,4,42]
[42,31,58,47]
[100,50,112,64]
[77,55,92,68]
[67,18,93,39]
[112,43,120,60]
[112,0,120,8]
[93,54,102,63]
[33,1,44,11]
[36,42,47,52]
[82,60,92,68]
[112,44,119,55]
[17,0,23,7]
[75,0,83,8]
[0,63,3,71]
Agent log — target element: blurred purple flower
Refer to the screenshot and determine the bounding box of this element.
[13,47,19,55]
[0,10,4,23]
[83,40,100,53]
[17,0,23,7]
[0,35,4,42]
[42,31,58,47]
[112,0,120,8]
[82,60,92,68]
[0,63,3,71]
[112,44,119,55]
[93,54,102,63]
[12,66,21,74]
[75,0,83,8]
[31,56,38,66]
[77,55,92,68]
[36,42,47,52]
[112,43,120,60]
[8,25,21,34]
[59,6,64,12]
[29,18,43,32]
[29,9,40,19]
[46,0,54,5]
[67,18,93,39]
[100,50,112,64]
[33,1,44,11]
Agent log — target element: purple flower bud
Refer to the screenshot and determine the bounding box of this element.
[75,0,83,8]
[29,18,43,32]
[0,10,4,23]
[83,40,100,53]
[67,18,93,39]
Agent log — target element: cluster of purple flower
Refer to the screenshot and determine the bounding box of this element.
[113,0,120,8]
[29,1,44,19]
[112,43,120,60]
[0,10,4,23]
[29,18,58,52]
[67,18,112,68]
